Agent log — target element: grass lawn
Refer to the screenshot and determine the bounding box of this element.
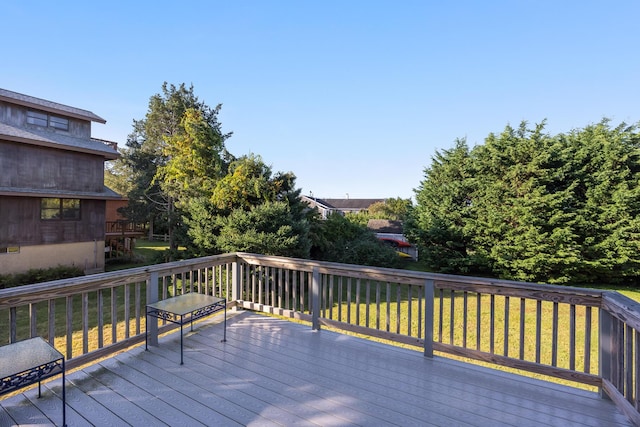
[105,239,185,271]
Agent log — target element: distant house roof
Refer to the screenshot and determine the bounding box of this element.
[0,122,118,159]
[0,88,106,123]
[367,219,404,234]
[309,198,384,210]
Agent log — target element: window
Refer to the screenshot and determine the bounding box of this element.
[26,110,48,126]
[61,199,80,219]
[0,247,20,255]
[41,198,81,220]
[49,115,69,130]
[27,110,69,131]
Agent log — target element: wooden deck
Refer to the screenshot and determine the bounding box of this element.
[0,312,633,426]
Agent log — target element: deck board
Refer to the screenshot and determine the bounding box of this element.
[0,311,633,426]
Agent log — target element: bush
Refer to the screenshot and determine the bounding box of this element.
[311,213,400,268]
[0,265,84,289]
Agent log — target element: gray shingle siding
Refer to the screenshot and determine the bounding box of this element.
[0,122,118,159]
[0,88,106,123]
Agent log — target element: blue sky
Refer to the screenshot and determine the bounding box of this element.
[2,1,639,199]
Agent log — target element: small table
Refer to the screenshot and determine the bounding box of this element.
[0,337,66,427]
[145,293,227,364]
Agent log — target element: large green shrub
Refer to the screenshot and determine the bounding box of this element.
[311,213,400,268]
[408,120,640,285]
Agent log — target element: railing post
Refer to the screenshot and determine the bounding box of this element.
[424,279,434,357]
[312,267,321,331]
[231,259,241,308]
[599,305,613,399]
[9,307,17,343]
[146,270,159,347]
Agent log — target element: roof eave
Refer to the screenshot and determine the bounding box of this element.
[1,134,119,160]
[0,188,125,200]
[0,90,106,123]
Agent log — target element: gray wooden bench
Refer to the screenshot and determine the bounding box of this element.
[0,337,66,426]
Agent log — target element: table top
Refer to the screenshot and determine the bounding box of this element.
[146,293,225,316]
[0,337,63,379]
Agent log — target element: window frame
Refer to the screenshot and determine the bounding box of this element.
[26,110,48,127]
[48,115,69,131]
[40,198,81,221]
[26,110,69,131]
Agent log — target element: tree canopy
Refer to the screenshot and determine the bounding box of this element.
[185,154,312,258]
[406,120,640,285]
[157,107,228,203]
[214,201,311,258]
[310,213,399,267]
[118,83,231,250]
[111,82,411,267]
[345,197,413,226]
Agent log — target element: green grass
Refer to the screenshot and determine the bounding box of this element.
[105,239,186,271]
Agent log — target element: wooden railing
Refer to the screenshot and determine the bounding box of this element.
[1,253,639,424]
[234,254,640,425]
[105,220,147,235]
[0,254,235,371]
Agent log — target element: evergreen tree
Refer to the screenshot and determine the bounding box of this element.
[410,120,640,285]
[118,83,231,251]
[157,108,228,203]
[187,154,310,257]
[214,201,311,258]
[560,121,640,284]
[113,83,315,260]
[406,139,481,273]
[469,121,581,283]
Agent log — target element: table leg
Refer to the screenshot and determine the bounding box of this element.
[222,304,227,343]
[62,359,66,427]
[180,315,184,365]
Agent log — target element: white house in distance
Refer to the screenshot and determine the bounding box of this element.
[300,196,384,219]
[301,195,418,260]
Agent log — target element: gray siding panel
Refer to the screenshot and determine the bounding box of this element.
[0,196,105,246]
[0,141,104,192]
[0,100,92,138]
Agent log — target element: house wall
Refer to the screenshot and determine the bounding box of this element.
[0,91,114,275]
[301,199,333,219]
[0,196,106,246]
[105,199,128,222]
[0,140,104,192]
[0,241,105,275]
[0,100,91,138]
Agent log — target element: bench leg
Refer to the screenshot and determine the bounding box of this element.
[180,321,184,365]
[145,311,148,351]
[222,304,227,343]
[62,359,66,427]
